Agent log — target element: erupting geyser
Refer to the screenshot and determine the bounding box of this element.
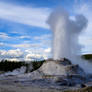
[47,7,88,61]
[48,8,87,60]
[47,7,92,74]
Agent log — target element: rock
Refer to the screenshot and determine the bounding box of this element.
[40,58,85,76]
[67,75,86,86]
[65,64,85,76]
[81,83,87,88]
[40,60,67,75]
[39,58,87,86]
[54,76,68,86]
[54,58,72,65]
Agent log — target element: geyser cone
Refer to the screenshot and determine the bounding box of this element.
[40,58,85,76]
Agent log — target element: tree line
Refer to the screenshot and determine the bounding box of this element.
[0,59,45,72]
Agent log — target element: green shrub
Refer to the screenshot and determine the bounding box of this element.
[82,54,92,60]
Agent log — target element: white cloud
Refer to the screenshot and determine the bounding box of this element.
[11,43,31,48]
[33,34,52,48]
[0,32,10,39]
[19,36,30,39]
[7,49,23,57]
[25,53,46,61]
[5,34,52,60]
[44,48,51,53]
[0,48,51,61]
[0,49,24,59]
[9,34,52,50]
[6,58,20,62]
[24,47,51,61]
[0,42,5,46]
[34,34,51,40]
[0,2,51,29]
[10,42,44,49]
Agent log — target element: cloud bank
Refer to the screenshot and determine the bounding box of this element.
[0,48,51,61]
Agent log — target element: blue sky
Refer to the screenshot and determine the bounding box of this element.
[0,0,92,61]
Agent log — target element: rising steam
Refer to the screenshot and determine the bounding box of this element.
[47,7,87,60]
[47,7,92,74]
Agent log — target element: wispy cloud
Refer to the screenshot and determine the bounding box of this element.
[0,2,51,29]
[0,42,5,46]
[34,34,51,40]
[19,36,30,39]
[0,32,11,39]
[11,43,31,48]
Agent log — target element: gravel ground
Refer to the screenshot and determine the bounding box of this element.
[0,76,77,92]
[0,83,63,92]
[0,76,92,92]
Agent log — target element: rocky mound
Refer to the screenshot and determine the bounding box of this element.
[40,58,85,76]
[35,58,86,86]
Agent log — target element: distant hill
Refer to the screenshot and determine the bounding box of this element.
[82,54,92,60]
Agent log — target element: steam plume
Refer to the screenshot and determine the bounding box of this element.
[47,7,92,74]
[47,7,87,60]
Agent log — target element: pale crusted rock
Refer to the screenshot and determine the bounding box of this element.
[40,58,85,76]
